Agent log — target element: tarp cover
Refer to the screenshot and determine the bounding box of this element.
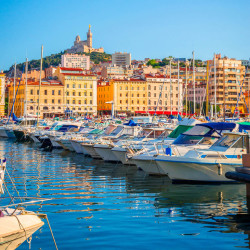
[124,120,137,126]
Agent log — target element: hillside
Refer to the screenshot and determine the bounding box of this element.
[6,51,112,76]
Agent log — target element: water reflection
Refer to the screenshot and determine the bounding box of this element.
[1,139,250,249]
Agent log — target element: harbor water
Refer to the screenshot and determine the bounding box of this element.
[1,139,250,249]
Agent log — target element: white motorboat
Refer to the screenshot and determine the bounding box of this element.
[93,125,142,162]
[155,132,249,183]
[0,208,44,249]
[132,122,239,176]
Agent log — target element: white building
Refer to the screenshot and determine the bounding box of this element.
[112,52,131,68]
[61,54,90,70]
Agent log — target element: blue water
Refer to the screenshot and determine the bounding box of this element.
[1,139,250,249]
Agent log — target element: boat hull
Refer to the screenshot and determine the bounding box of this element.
[81,144,101,159]
[156,157,241,182]
[112,148,135,165]
[94,145,120,162]
[71,141,84,154]
[0,128,8,138]
[13,130,31,143]
[0,214,44,249]
[133,155,166,175]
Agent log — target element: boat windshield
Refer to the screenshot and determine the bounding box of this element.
[183,126,211,136]
[173,134,203,145]
[137,129,152,138]
[50,123,59,130]
[198,137,218,146]
[212,134,241,148]
[109,126,123,136]
[104,125,116,135]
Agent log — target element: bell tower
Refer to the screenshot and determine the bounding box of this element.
[87,24,92,48]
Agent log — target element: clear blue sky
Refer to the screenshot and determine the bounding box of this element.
[0,0,249,70]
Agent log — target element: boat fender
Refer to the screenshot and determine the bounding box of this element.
[165,147,172,156]
[218,163,222,175]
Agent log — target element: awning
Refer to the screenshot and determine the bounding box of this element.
[134,111,189,115]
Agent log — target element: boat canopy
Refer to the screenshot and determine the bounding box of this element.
[197,122,236,132]
[168,125,193,139]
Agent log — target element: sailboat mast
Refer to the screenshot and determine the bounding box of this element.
[25,58,28,122]
[177,60,180,114]
[193,51,195,115]
[223,60,226,122]
[13,62,16,114]
[214,53,217,120]
[37,45,43,126]
[206,61,209,117]
[185,60,188,117]
[170,59,172,116]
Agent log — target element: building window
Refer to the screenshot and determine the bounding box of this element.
[73,99,75,104]
[67,84,69,88]
[78,84,81,88]
[58,99,61,104]
[79,100,81,104]
[52,99,54,104]
[37,90,39,95]
[73,91,75,96]
[67,100,69,104]
[79,92,81,96]
[73,84,75,88]
[52,90,55,95]
[90,100,92,104]
[44,99,47,103]
[67,92,69,96]
[90,92,92,96]
[30,89,33,95]
[44,90,47,95]
[58,90,61,95]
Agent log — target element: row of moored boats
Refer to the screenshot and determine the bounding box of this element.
[1,117,250,183]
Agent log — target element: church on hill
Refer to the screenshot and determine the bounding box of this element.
[67,25,104,54]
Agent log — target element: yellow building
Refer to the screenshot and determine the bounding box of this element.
[97,78,147,114]
[0,72,5,116]
[208,54,245,115]
[55,67,98,115]
[8,79,64,118]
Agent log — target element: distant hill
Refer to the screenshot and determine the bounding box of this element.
[6,51,112,76]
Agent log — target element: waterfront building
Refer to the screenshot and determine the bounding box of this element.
[0,72,5,116]
[61,54,90,70]
[55,67,97,115]
[8,79,64,117]
[22,69,45,81]
[67,25,104,54]
[101,66,125,79]
[97,78,147,115]
[144,74,183,114]
[187,82,206,105]
[242,59,250,67]
[207,54,245,115]
[112,52,131,68]
[243,68,250,114]
[45,66,57,79]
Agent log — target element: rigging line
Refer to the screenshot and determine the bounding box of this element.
[7,65,25,124]
[233,66,248,119]
[5,167,23,202]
